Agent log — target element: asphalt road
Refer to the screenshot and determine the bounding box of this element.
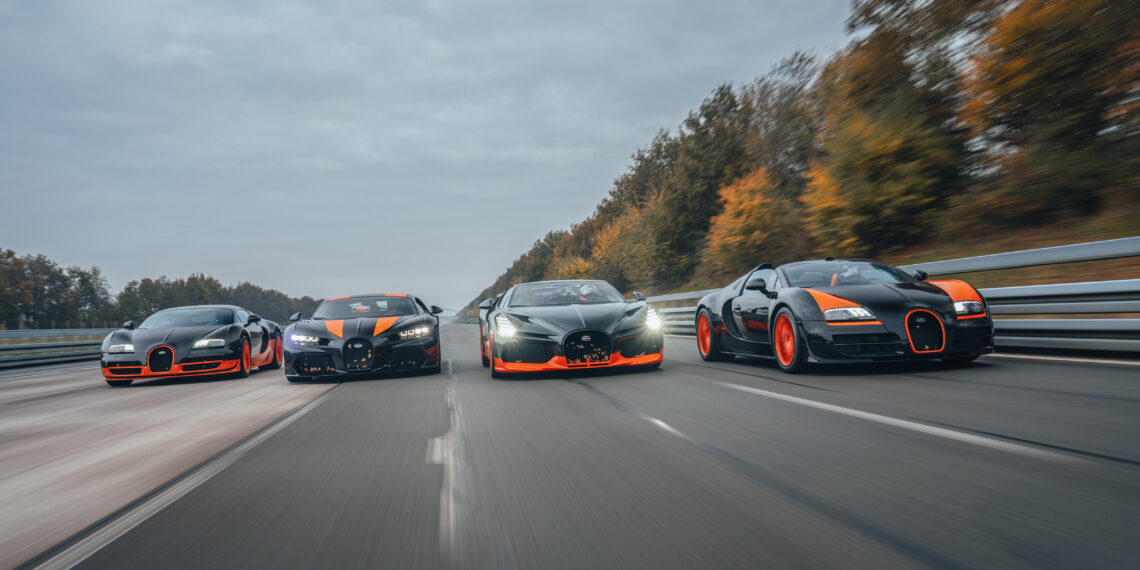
[9,323,1140,569]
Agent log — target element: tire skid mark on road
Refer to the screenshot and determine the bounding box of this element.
[720,382,1078,463]
[906,373,1140,404]
[569,378,966,570]
[19,386,337,570]
[670,359,834,391]
[920,420,1140,468]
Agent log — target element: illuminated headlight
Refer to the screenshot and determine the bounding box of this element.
[399,326,431,340]
[823,307,877,322]
[192,338,225,349]
[954,301,985,316]
[495,315,517,338]
[645,306,662,330]
[290,334,321,346]
[107,344,134,353]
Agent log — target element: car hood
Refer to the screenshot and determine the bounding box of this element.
[106,325,230,357]
[809,282,956,318]
[291,315,423,339]
[505,302,642,334]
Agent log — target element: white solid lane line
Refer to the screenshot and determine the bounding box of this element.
[718,382,1077,463]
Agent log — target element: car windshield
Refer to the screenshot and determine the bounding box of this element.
[312,297,417,319]
[139,308,235,329]
[782,261,916,288]
[509,281,624,307]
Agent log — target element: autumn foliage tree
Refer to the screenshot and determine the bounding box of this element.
[705,170,809,274]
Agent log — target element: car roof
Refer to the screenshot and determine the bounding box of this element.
[157,305,241,311]
[323,293,417,301]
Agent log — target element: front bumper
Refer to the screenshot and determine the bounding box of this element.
[801,315,994,363]
[492,329,664,374]
[101,347,243,380]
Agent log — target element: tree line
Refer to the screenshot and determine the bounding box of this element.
[464,0,1139,314]
[0,249,319,329]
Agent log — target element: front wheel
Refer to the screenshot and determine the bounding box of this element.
[772,309,807,373]
[480,328,490,367]
[696,309,730,361]
[235,338,252,378]
[489,340,507,379]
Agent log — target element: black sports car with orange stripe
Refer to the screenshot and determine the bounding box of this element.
[694,259,993,373]
[101,305,283,387]
[480,279,663,378]
[283,294,443,382]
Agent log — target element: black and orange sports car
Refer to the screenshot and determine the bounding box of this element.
[479,279,663,378]
[101,305,283,386]
[695,259,993,372]
[283,293,443,382]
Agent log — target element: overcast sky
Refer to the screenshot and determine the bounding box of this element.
[0,0,850,309]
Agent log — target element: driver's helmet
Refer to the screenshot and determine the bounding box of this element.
[579,283,598,297]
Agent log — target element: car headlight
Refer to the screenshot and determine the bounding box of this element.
[645,306,662,330]
[192,338,225,349]
[495,315,517,337]
[290,334,321,346]
[954,301,985,317]
[107,344,134,353]
[399,326,431,340]
[823,307,877,322]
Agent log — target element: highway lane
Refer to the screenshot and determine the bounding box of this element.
[11,324,1140,568]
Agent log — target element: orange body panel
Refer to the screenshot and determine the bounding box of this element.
[385,293,408,297]
[806,288,880,326]
[373,317,399,336]
[927,280,987,319]
[325,320,344,338]
[102,358,241,380]
[905,309,945,354]
[327,295,350,301]
[493,350,663,374]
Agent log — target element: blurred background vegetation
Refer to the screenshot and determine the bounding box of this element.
[463,0,1140,315]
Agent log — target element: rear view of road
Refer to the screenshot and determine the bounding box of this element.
[8,324,1140,568]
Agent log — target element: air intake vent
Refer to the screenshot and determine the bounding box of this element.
[906,310,944,353]
[343,338,373,370]
[564,330,611,366]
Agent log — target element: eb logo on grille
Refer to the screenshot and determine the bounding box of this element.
[581,335,592,342]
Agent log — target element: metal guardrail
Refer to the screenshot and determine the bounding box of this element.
[0,329,113,369]
[649,238,1140,355]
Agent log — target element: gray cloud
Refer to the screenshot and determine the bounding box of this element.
[0,0,849,309]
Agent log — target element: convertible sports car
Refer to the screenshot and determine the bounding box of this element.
[101,305,283,386]
[479,279,663,378]
[695,259,994,372]
[283,293,443,382]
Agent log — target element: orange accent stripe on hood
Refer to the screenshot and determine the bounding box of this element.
[385,293,408,297]
[327,296,349,301]
[927,280,983,303]
[805,288,860,311]
[373,316,399,336]
[325,320,344,338]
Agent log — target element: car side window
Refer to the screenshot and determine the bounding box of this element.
[235,309,250,324]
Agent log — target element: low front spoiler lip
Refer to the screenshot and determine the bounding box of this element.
[101,358,242,380]
[493,351,663,374]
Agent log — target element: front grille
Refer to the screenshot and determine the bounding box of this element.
[183,362,220,372]
[501,342,554,363]
[148,346,174,372]
[564,330,611,366]
[373,348,427,370]
[906,310,944,353]
[107,367,142,376]
[296,354,336,374]
[832,333,901,357]
[615,334,662,358]
[343,339,373,371]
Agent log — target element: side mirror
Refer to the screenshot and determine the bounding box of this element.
[247,315,261,324]
[633,292,646,301]
[122,320,135,330]
[430,305,444,315]
[478,299,494,310]
[745,278,768,291]
[913,270,929,281]
[289,312,302,322]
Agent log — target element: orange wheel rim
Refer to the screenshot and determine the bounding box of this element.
[774,315,795,366]
[697,314,711,355]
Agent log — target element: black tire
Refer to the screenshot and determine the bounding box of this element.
[695,309,731,362]
[772,308,808,373]
[106,380,132,387]
[235,338,251,378]
[480,327,490,367]
[260,336,283,370]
